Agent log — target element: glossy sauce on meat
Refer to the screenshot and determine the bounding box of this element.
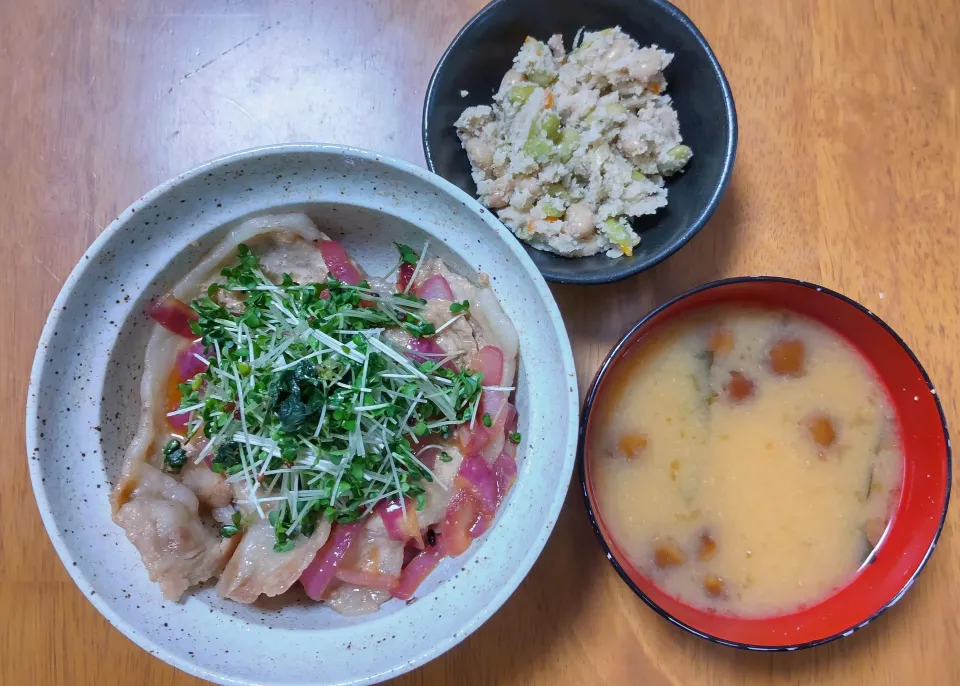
[589,307,903,617]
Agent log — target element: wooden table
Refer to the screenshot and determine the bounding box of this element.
[2,0,958,683]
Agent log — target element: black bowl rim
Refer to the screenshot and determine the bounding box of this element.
[422,0,739,285]
[576,275,952,651]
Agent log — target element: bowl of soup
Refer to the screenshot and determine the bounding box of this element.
[579,276,950,650]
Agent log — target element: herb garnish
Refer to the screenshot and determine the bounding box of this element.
[162,439,187,473]
[396,243,420,266]
[219,511,242,538]
[174,244,488,550]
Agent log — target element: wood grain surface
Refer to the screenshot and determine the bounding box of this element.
[2,0,958,684]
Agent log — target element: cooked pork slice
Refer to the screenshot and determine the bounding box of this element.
[382,327,413,350]
[176,213,327,305]
[366,276,395,298]
[113,464,238,601]
[418,444,465,528]
[215,516,331,604]
[470,287,520,384]
[353,520,406,576]
[200,231,332,312]
[415,259,519,382]
[258,231,330,286]
[324,585,392,616]
[422,300,479,360]
[325,523,404,616]
[179,459,233,509]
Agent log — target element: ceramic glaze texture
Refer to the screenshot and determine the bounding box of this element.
[26,145,579,686]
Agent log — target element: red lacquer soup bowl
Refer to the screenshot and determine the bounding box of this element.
[578,277,951,650]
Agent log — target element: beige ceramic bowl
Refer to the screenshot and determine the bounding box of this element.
[27,144,579,685]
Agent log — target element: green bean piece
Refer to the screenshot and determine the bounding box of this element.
[527,71,557,87]
[557,129,581,162]
[540,113,561,142]
[507,84,536,106]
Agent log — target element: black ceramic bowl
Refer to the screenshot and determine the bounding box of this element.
[423,0,737,284]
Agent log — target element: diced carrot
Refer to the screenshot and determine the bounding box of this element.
[707,328,734,354]
[544,89,554,109]
[725,371,755,402]
[617,433,648,459]
[769,338,806,377]
[703,574,726,597]
[653,537,686,569]
[807,414,837,449]
[698,532,717,561]
[649,81,662,95]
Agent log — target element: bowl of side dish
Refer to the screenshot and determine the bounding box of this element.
[579,277,950,649]
[26,144,579,685]
[423,0,737,284]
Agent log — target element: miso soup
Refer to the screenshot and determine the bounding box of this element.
[589,307,903,617]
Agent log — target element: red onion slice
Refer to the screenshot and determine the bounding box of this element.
[479,395,511,463]
[441,490,480,557]
[397,262,415,293]
[392,535,447,601]
[493,452,518,505]
[414,274,454,301]
[147,295,198,338]
[457,422,491,454]
[404,337,456,371]
[176,340,209,381]
[502,405,520,461]
[318,240,363,285]
[469,512,491,538]
[469,346,504,386]
[374,498,424,548]
[167,410,190,432]
[333,568,399,592]
[454,454,498,514]
[300,522,363,600]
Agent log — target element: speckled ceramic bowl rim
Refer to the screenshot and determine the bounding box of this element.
[421,0,739,284]
[576,275,951,651]
[26,143,579,685]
